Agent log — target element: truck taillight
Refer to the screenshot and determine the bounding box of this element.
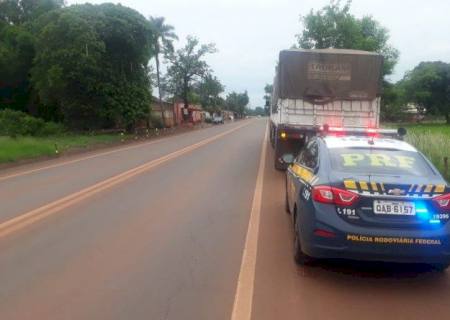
[433,193,450,210]
[312,186,359,206]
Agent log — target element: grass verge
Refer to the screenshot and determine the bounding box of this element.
[388,123,450,180]
[0,134,127,163]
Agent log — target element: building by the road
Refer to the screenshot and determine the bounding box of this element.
[151,98,208,128]
[150,97,175,128]
[174,102,203,125]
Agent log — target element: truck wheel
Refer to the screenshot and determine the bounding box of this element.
[269,125,275,148]
[274,138,285,170]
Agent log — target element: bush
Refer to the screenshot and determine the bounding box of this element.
[37,121,66,136]
[149,115,164,129]
[0,109,66,136]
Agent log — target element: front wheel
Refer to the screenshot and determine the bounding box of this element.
[285,177,290,214]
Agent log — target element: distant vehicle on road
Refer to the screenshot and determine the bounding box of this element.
[270,49,383,170]
[212,115,224,124]
[283,128,450,271]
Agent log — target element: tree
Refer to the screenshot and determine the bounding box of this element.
[263,83,273,115]
[380,81,407,122]
[402,61,450,124]
[0,0,64,115]
[148,16,177,127]
[0,0,64,25]
[195,74,224,112]
[31,3,153,129]
[0,24,35,112]
[296,0,398,76]
[226,91,249,117]
[246,106,265,116]
[165,36,216,120]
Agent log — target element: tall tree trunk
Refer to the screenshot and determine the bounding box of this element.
[183,77,189,122]
[155,54,165,128]
[446,112,449,125]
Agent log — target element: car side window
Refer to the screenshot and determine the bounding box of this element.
[299,141,318,170]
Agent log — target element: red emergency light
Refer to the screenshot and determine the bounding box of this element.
[319,124,406,139]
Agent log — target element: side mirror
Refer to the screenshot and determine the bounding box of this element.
[281,153,295,165]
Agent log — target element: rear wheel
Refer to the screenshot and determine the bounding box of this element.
[431,263,450,272]
[293,210,314,265]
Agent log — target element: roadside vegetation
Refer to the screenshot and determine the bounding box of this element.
[403,124,450,180]
[0,0,254,164]
[0,134,126,163]
[385,122,450,180]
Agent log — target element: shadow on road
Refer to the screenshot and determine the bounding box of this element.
[301,259,444,280]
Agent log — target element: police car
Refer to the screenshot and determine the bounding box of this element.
[283,127,450,270]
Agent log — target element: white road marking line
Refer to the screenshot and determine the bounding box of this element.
[231,123,268,320]
[0,122,251,239]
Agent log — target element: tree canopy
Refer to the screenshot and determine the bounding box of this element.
[226,91,249,117]
[263,84,273,115]
[0,0,64,114]
[402,61,450,124]
[30,3,153,129]
[0,1,245,130]
[296,0,398,76]
[0,0,64,26]
[195,75,224,112]
[165,36,216,111]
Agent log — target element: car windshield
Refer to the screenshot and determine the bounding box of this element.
[328,147,435,176]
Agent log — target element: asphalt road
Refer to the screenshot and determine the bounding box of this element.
[0,118,449,320]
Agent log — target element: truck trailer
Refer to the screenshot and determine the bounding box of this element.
[270,49,384,169]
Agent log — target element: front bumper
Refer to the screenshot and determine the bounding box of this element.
[298,202,450,264]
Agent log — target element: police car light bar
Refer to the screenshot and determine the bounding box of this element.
[320,124,406,139]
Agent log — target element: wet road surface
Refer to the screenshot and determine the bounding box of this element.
[0,118,449,320]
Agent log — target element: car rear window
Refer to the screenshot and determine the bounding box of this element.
[328,147,435,176]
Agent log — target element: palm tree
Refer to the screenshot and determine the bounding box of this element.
[148,16,178,127]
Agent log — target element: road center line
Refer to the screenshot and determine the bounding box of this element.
[0,122,241,182]
[231,122,268,320]
[0,122,251,239]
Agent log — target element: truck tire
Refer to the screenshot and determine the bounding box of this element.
[274,137,285,170]
[269,124,275,148]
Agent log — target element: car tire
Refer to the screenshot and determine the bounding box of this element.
[431,263,450,272]
[285,178,290,214]
[293,211,314,265]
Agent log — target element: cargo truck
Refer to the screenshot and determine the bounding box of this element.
[270,49,384,169]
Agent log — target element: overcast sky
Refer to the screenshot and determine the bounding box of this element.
[68,0,450,108]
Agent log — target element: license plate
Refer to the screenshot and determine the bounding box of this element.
[373,200,416,216]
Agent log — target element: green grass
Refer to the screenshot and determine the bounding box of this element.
[385,123,450,180]
[0,134,127,163]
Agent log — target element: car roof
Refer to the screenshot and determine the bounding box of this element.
[322,135,417,152]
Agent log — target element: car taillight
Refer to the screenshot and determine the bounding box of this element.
[433,193,450,209]
[312,186,359,206]
[312,186,334,204]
